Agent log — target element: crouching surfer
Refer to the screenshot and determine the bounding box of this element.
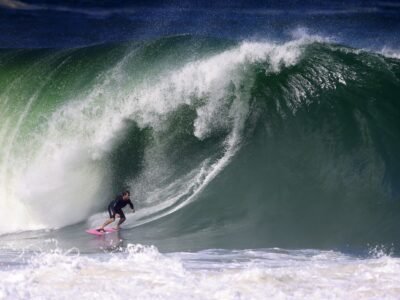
[97,190,135,232]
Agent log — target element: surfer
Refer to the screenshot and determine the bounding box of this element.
[97,190,135,232]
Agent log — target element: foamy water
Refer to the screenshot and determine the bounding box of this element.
[1,244,399,300]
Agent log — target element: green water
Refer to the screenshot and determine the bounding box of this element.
[1,36,400,252]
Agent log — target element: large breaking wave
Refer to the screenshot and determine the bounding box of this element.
[1,35,400,250]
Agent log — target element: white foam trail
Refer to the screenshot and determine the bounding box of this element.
[1,245,400,300]
[0,38,310,234]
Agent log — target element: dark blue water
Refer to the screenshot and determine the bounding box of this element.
[1,0,400,50]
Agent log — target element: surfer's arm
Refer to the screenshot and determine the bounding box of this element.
[129,200,135,211]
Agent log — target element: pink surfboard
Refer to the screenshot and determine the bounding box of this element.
[86,228,118,236]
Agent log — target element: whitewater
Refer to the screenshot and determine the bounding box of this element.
[0,243,399,300]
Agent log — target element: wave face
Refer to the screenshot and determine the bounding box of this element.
[1,36,400,250]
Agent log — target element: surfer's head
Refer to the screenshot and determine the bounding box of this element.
[122,190,130,200]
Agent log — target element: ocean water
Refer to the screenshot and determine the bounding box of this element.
[1,1,400,299]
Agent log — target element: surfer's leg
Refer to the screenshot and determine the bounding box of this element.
[99,207,117,230]
[115,211,126,229]
[116,217,126,229]
[99,217,115,230]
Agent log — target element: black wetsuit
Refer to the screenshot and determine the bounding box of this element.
[108,195,134,219]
